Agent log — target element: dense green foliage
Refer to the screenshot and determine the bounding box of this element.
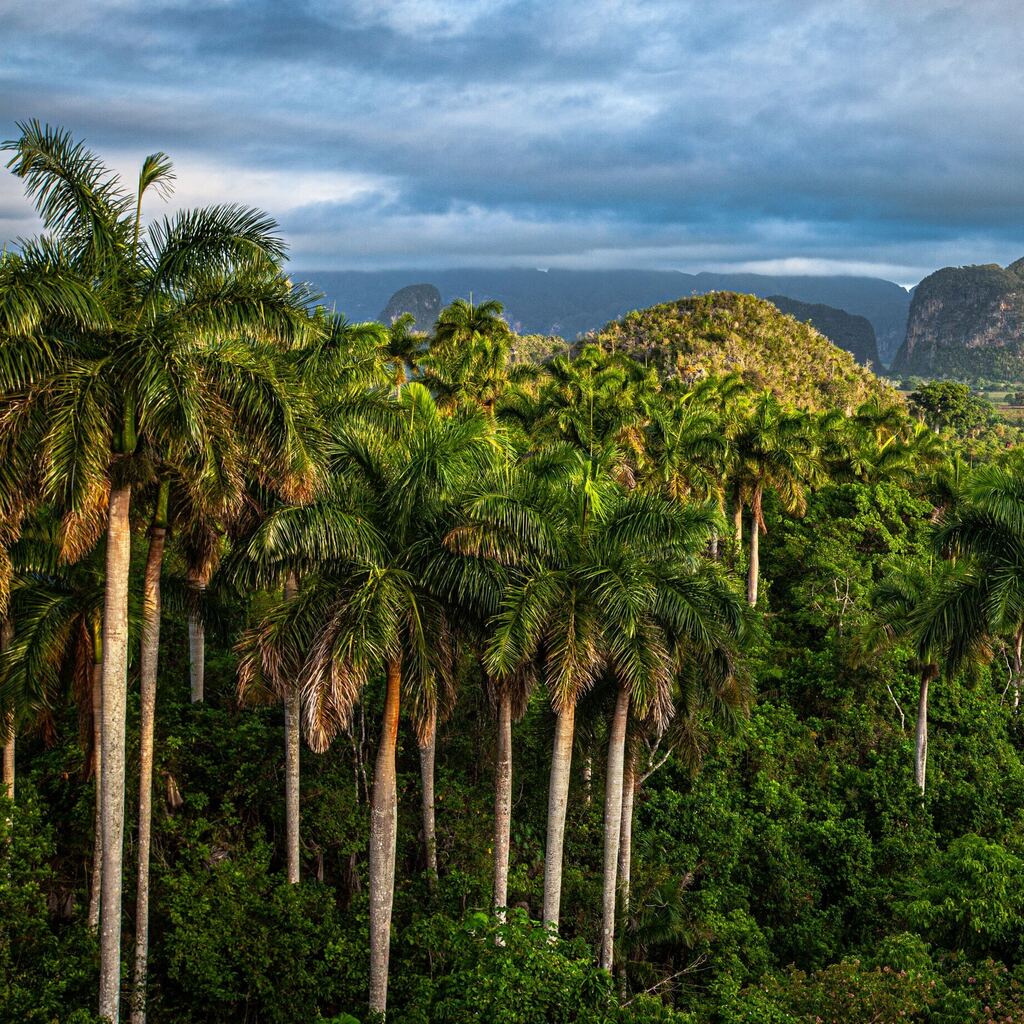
[591,292,897,412]
[3,125,1024,1024]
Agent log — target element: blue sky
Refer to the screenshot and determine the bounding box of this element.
[2,0,1022,284]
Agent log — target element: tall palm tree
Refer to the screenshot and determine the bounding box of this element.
[597,529,745,970]
[867,559,948,794]
[475,447,706,936]
[432,297,510,355]
[238,383,499,1018]
[0,513,107,917]
[0,122,317,1023]
[923,460,1024,712]
[730,392,817,606]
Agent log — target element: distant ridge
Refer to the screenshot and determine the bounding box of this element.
[298,268,911,362]
[766,295,882,368]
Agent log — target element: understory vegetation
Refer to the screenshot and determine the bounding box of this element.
[3,124,1024,1024]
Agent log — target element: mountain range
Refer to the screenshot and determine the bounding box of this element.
[299,268,912,365]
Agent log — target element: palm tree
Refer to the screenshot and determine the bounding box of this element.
[432,297,510,355]
[379,312,424,394]
[238,383,499,1018]
[924,460,1024,712]
[1,122,317,1023]
[616,651,749,984]
[0,513,107,917]
[730,391,817,606]
[475,446,707,937]
[597,533,745,970]
[867,559,948,793]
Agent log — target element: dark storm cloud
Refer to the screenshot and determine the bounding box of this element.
[2,0,1022,282]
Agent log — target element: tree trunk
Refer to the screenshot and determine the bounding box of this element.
[747,515,760,607]
[1013,628,1023,713]
[284,574,301,885]
[616,752,636,995]
[493,690,513,918]
[418,712,438,891]
[188,600,205,704]
[88,646,103,932]
[368,657,401,1019]
[99,483,132,1024]
[131,495,167,1024]
[543,703,576,933]
[617,752,636,920]
[2,618,13,801]
[914,667,932,795]
[599,685,629,970]
[733,498,743,548]
[1,717,12,802]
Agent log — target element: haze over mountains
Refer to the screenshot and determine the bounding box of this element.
[300,269,912,366]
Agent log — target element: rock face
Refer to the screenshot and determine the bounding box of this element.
[378,284,442,332]
[767,296,882,368]
[891,259,1024,379]
[592,291,898,412]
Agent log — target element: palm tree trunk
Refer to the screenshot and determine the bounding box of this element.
[493,690,513,919]
[284,574,301,885]
[99,483,133,1024]
[616,751,636,995]
[188,594,205,704]
[1,717,12,801]
[747,515,759,607]
[2,618,13,801]
[88,641,102,932]
[418,712,438,891]
[617,752,636,920]
[368,657,401,1019]
[733,499,743,548]
[543,703,576,933]
[914,667,932,795]
[1013,628,1023,713]
[600,685,629,970]
[131,490,168,1024]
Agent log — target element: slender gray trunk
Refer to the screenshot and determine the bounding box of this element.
[88,656,102,932]
[493,690,513,918]
[418,712,438,891]
[130,519,166,1024]
[733,499,743,548]
[543,703,576,933]
[616,752,636,995]
[599,686,629,970]
[747,515,760,607]
[99,483,132,1024]
[188,610,204,703]
[914,668,932,795]
[1013,629,1023,713]
[368,658,401,1018]
[284,575,301,885]
[617,753,636,920]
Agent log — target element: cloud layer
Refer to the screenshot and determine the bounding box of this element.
[2,0,1022,283]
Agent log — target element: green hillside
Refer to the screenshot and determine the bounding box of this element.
[591,291,898,410]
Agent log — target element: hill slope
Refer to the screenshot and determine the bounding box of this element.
[766,295,882,368]
[592,292,898,411]
[299,268,911,360]
[891,258,1024,379]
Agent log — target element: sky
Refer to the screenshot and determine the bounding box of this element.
[1,0,1022,286]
